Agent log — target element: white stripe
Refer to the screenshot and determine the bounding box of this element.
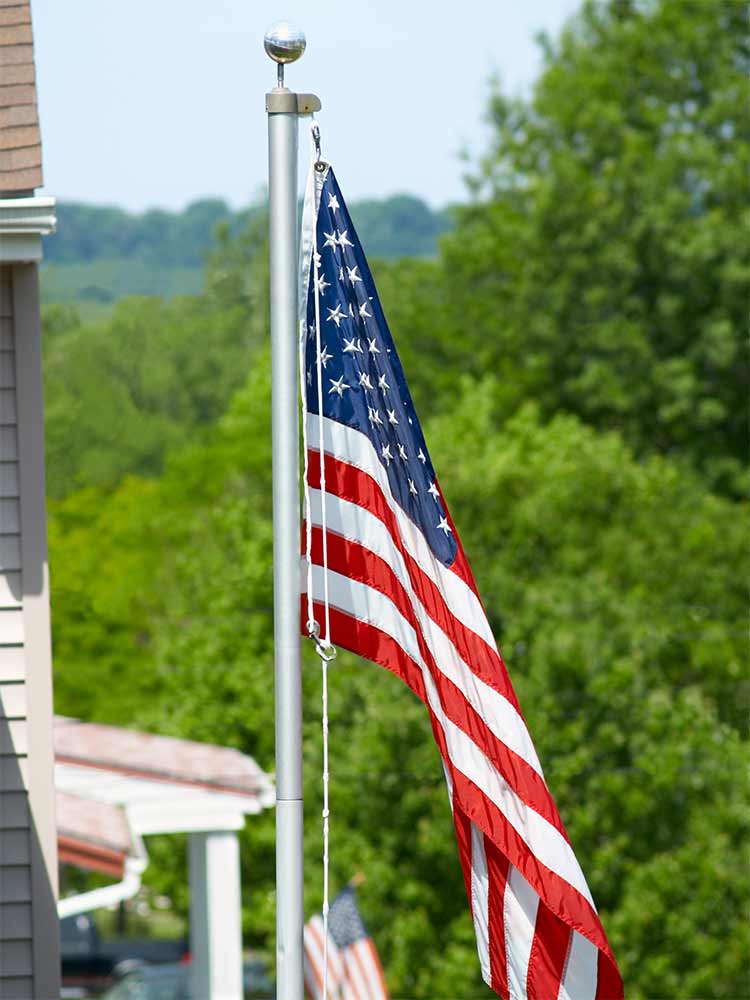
[471,822,492,984]
[558,930,598,1000]
[309,488,544,777]
[351,940,384,1000]
[356,940,389,1000]
[304,956,320,1000]
[305,917,345,997]
[308,413,498,650]
[314,563,423,665]
[304,923,325,1000]
[343,945,373,1000]
[313,567,596,908]
[504,865,539,1000]
[443,761,455,812]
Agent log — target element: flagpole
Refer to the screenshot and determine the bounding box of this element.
[265,22,320,1000]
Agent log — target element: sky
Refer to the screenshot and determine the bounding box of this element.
[31,0,579,213]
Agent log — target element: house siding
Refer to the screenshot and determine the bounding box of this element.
[0,265,32,993]
[0,264,59,999]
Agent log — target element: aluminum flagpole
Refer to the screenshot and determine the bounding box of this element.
[264,21,320,1000]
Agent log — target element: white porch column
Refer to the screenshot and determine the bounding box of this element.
[188,830,243,1000]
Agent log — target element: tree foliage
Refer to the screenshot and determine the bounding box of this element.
[49,362,748,998]
[41,195,448,307]
[439,0,749,496]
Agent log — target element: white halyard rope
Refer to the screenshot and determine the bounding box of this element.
[300,131,336,999]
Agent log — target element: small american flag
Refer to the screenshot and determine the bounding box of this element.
[303,885,390,1000]
[300,165,623,1000]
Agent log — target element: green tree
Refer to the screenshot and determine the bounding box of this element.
[43,293,256,497]
[440,0,749,495]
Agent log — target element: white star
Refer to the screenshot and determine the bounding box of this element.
[306,368,312,386]
[328,194,340,212]
[417,449,427,464]
[315,274,330,294]
[437,516,452,536]
[318,346,333,368]
[328,376,349,397]
[408,478,418,496]
[337,230,354,248]
[381,444,393,465]
[339,266,344,280]
[368,338,380,355]
[313,251,322,268]
[368,406,383,426]
[378,373,389,391]
[323,231,338,249]
[348,303,354,317]
[359,302,372,320]
[307,323,316,341]
[343,337,363,354]
[397,444,408,460]
[359,372,374,390]
[428,482,440,499]
[347,265,363,284]
[387,409,399,425]
[326,304,345,327]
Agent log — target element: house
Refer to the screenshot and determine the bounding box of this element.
[0,2,59,997]
[54,716,275,999]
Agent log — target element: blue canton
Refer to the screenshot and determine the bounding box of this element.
[304,170,457,567]
[327,886,369,949]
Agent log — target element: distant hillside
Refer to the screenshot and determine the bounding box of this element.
[41,195,451,306]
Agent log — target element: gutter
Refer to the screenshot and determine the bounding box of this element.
[0,195,56,262]
[57,829,149,920]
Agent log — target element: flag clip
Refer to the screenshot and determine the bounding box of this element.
[306,619,337,662]
[311,122,326,173]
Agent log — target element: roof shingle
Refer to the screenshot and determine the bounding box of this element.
[0,1,41,193]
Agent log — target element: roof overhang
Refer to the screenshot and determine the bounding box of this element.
[54,716,275,916]
[0,195,56,262]
[55,761,273,836]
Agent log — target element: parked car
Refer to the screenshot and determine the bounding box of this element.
[100,958,274,1000]
[60,913,189,997]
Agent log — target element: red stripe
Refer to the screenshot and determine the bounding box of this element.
[525,901,572,1000]
[303,959,319,1000]
[309,525,570,843]
[596,948,625,1000]
[309,600,616,968]
[451,801,474,914]
[307,450,524,717]
[364,938,390,999]
[303,923,325,999]
[485,836,510,999]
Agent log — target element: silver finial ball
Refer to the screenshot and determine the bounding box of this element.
[264,21,306,64]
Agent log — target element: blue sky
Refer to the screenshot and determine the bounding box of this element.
[32,0,579,211]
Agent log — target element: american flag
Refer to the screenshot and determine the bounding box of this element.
[303,885,390,1000]
[300,165,623,1000]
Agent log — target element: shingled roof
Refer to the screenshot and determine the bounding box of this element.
[0,0,42,194]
